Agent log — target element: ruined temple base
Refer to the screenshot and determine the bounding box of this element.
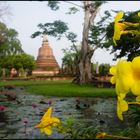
[32,70,59,76]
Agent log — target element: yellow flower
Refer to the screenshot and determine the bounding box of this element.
[131,56,140,100]
[110,56,140,120]
[113,12,140,46]
[114,11,124,23]
[35,107,60,135]
[110,59,134,96]
[109,60,133,120]
[96,132,107,139]
[138,12,140,17]
[117,96,128,121]
[113,11,129,46]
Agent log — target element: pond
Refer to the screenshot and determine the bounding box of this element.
[0,87,133,139]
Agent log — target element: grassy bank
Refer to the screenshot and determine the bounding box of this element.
[0,80,116,97]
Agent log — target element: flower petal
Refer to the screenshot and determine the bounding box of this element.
[119,99,128,112]
[117,105,123,121]
[41,107,52,122]
[40,126,52,135]
[132,56,140,72]
[131,81,140,96]
[51,117,60,126]
[109,66,116,75]
[114,11,124,22]
[117,60,132,75]
[110,76,116,84]
[117,98,128,121]
[118,61,133,92]
[119,93,126,99]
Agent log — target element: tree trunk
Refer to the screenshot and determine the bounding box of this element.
[73,1,98,84]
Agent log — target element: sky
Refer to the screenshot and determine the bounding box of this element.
[2,1,140,67]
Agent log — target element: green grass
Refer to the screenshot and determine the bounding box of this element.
[0,80,116,97]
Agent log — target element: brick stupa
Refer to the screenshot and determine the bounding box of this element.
[32,35,59,76]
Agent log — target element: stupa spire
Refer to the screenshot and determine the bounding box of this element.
[32,35,59,76]
[42,35,48,42]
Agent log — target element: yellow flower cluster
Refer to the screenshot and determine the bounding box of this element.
[113,11,140,46]
[110,56,140,120]
[35,107,60,135]
[111,11,140,121]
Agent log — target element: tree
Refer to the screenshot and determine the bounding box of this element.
[0,53,35,75]
[89,10,112,50]
[99,63,110,76]
[0,22,24,58]
[61,49,75,75]
[32,1,106,84]
[0,22,24,77]
[12,54,35,75]
[103,10,140,61]
[0,53,35,77]
[0,22,34,77]
[61,44,81,76]
[0,1,11,22]
[61,32,81,76]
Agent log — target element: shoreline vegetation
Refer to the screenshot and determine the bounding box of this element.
[0,80,119,97]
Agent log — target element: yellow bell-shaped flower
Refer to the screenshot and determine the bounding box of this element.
[35,107,61,135]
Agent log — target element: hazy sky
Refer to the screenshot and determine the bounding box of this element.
[3,1,140,66]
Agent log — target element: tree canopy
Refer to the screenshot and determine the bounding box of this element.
[0,21,35,77]
[0,53,35,77]
[0,22,24,58]
[61,44,81,75]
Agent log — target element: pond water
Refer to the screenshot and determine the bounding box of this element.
[0,87,132,139]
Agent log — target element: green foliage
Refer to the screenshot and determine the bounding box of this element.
[65,32,77,43]
[65,7,79,15]
[128,105,140,126]
[94,1,107,9]
[89,10,112,49]
[0,22,24,77]
[0,22,24,58]
[0,68,10,77]
[61,32,79,75]
[32,1,81,41]
[0,53,35,77]
[47,1,60,11]
[0,55,13,69]
[119,128,140,139]
[91,63,110,76]
[57,116,140,139]
[61,44,80,75]
[99,63,110,76]
[91,63,96,74]
[57,117,100,139]
[31,20,69,40]
[13,53,35,70]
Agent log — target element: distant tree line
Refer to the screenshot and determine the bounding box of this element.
[0,21,35,78]
[60,44,110,77]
